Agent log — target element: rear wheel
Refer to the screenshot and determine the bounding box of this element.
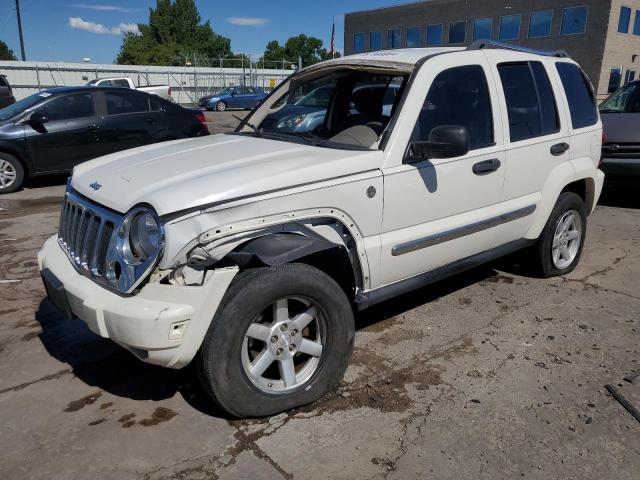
[198,263,354,418]
[0,153,24,194]
[532,192,586,277]
[215,100,227,112]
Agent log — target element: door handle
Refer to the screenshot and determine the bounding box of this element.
[550,142,569,156]
[146,117,157,124]
[473,159,501,176]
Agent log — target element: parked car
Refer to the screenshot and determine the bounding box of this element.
[0,86,208,193]
[87,77,172,101]
[599,80,640,184]
[203,86,267,111]
[39,42,604,418]
[0,74,16,109]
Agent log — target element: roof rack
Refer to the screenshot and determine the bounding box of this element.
[468,40,569,58]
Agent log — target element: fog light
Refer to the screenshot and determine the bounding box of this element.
[169,321,188,340]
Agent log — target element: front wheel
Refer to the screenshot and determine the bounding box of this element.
[532,192,587,277]
[0,153,25,194]
[198,263,354,418]
[215,100,227,112]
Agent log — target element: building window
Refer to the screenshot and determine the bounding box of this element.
[608,67,623,93]
[426,24,443,45]
[555,62,598,129]
[634,10,640,35]
[473,18,492,41]
[370,31,382,50]
[387,28,401,48]
[618,6,631,33]
[407,26,421,47]
[499,15,521,40]
[561,6,588,35]
[625,69,637,84]
[354,33,365,53]
[448,21,466,44]
[528,11,553,38]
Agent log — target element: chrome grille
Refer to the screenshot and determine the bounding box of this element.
[58,188,120,285]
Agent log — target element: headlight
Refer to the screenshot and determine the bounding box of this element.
[118,207,164,266]
[277,114,307,129]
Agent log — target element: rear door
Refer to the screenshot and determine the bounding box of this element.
[97,90,165,155]
[25,91,101,173]
[488,56,570,240]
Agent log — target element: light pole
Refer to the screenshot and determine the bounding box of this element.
[15,0,26,60]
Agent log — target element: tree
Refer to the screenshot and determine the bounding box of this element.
[259,34,338,68]
[116,0,233,66]
[0,41,17,61]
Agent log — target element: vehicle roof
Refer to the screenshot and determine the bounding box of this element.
[40,85,152,95]
[340,47,464,65]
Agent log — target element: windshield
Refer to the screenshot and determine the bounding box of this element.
[600,82,640,113]
[255,70,407,149]
[0,92,49,121]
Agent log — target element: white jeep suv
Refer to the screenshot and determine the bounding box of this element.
[38,41,605,417]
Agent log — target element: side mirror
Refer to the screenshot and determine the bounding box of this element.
[407,125,470,161]
[29,111,49,125]
[230,91,237,96]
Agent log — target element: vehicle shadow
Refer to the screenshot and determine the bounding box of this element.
[23,174,69,190]
[598,184,640,209]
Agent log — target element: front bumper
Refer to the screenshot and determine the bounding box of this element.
[600,157,640,181]
[38,235,237,368]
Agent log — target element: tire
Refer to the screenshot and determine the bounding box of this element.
[215,101,227,112]
[532,192,587,278]
[198,263,355,418]
[0,152,25,194]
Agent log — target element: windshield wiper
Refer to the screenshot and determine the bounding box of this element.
[234,115,262,137]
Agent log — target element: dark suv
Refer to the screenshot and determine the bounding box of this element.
[0,75,16,109]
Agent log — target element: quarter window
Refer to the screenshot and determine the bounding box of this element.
[387,29,401,48]
[499,15,521,40]
[36,93,95,121]
[498,62,559,142]
[354,33,365,53]
[370,31,382,50]
[411,65,493,150]
[448,21,466,44]
[555,62,598,129]
[105,91,149,115]
[561,6,588,35]
[473,18,492,41]
[426,24,443,45]
[618,6,631,33]
[529,11,553,38]
[407,26,421,47]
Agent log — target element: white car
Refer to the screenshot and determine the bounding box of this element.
[87,77,172,101]
[39,41,605,417]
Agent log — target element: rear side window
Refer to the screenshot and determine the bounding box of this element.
[411,65,493,150]
[105,91,149,115]
[555,62,598,129]
[498,61,559,142]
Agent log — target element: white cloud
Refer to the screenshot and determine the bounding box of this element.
[68,4,136,13]
[226,17,269,27]
[68,17,139,35]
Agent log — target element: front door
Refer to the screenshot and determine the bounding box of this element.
[25,92,100,173]
[377,54,507,288]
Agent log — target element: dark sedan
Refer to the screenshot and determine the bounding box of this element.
[0,86,209,193]
[0,75,15,109]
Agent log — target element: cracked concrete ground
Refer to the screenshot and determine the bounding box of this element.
[1,113,639,479]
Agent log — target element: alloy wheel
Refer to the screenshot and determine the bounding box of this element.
[0,159,17,189]
[551,209,583,270]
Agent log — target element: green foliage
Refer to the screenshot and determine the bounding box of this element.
[0,40,17,61]
[116,0,233,66]
[259,34,340,68]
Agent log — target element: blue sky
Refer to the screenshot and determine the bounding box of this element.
[0,0,399,64]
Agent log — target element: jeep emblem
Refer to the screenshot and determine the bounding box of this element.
[89,181,102,191]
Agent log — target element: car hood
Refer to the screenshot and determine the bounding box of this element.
[71,134,381,216]
[600,112,640,143]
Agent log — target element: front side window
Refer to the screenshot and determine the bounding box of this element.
[370,31,382,50]
[473,18,492,41]
[555,62,598,129]
[407,27,421,47]
[608,67,623,93]
[105,91,149,115]
[618,6,631,33]
[561,6,588,35]
[498,62,559,142]
[529,11,553,37]
[499,15,521,40]
[411,65,493,150]
[600,82,640,113]
[112,79,129,88]
[354,33,365,53]
[426,24,443,45]
[387,29,401,48]
[36,93,95,121]
[448,21,466,44]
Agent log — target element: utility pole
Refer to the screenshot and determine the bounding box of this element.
[15,0,26,60]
